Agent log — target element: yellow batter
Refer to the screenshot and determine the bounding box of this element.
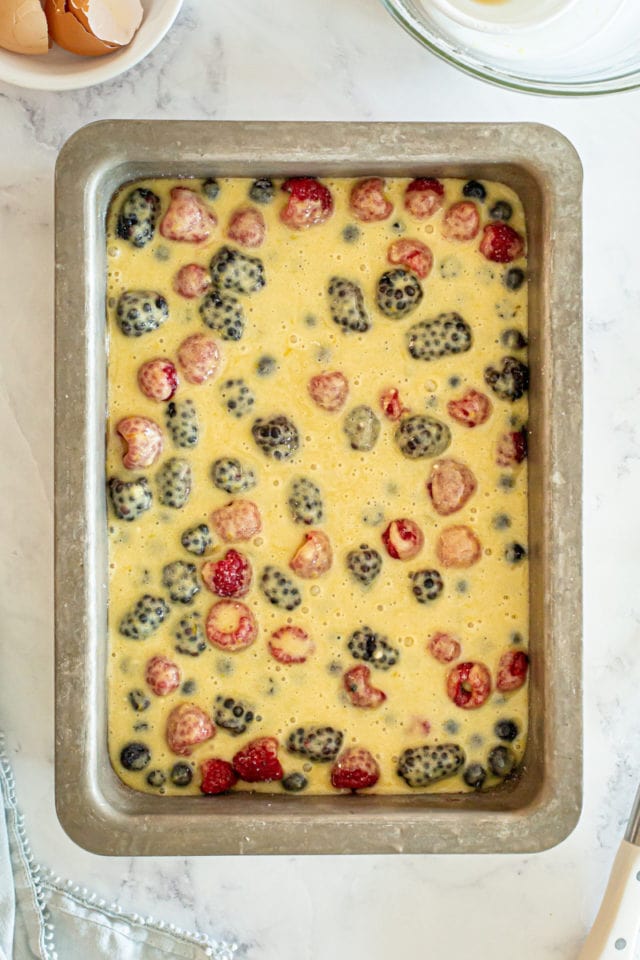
[105,175,529,796]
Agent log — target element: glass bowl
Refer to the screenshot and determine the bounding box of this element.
[380,0,640,95]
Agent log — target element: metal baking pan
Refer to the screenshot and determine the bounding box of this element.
[54,120,583,855]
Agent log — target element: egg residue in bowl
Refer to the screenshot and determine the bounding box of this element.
[0,0,143,58]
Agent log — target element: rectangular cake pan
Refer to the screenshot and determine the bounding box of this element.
[55,120,583,856]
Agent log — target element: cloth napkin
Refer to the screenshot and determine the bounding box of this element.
[0,736,240,960]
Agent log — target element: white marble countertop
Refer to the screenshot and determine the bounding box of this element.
[1,1,639,957]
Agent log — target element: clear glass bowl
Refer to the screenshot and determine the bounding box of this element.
[380,0,640,96]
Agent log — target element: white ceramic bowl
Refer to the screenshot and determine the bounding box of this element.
[0,0,183,91]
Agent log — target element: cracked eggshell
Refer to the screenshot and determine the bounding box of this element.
[69,0,143,47]
[44,0,120,56]
[0,0,50,56]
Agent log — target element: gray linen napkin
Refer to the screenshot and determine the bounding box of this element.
[0,736,240,960]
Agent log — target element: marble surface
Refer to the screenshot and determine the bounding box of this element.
[1,1,639,957]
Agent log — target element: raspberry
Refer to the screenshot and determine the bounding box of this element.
[404,178,444,219]
[395,415,451,459]
[327,277,370,333]
[286,726,343,762]
[289,530,332,579]
[108,477,152,521]
[480,222,525,263]
[161,560,200,603]
[331,747,380,790]
[177,334,221,385]
[426,459,477,516]
[349,178,393,222]
[496,650,529,692]
[376,269,423,318]
[268,626,315,665]
[211,500,261,542]
[200,758,238,794]
[116,417,164,470]
[308,371,349,411]
[427,632,461,664]
[233,737,283,782]
[447,389,492,428]
[209,245,266,294]
[484,357,529,402]
[397,743,465,788]
[406,313,473,362]
[145,655,181,696]
[446,661,491,709]
[174,264,211,299]
[160,187,217,243]
[441,201,480,242]
[116,188,160,248]
[202,549,252,597]
[436,525,482,568]
[343,665,386,708]
[280,177,333,229]
[387,238,433,279]
[205,600,258,651]
[137,359,178,401]
[382,518,424,561]
[347,627,399,670]
[227,206,266,248]
[166,703,215,756]
[379,387,409,421]
[165,399,198,449]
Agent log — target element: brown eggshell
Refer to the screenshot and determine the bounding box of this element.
[44,0,119,56]
[0,0,50,56]
[69,0,143,46]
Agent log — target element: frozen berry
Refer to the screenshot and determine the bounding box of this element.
[346,544,382,587]
[220,378,255,418]
[162,560,200,603]
[495,718,519,741]
[120,742,151,771]
[387,238,433,279]
[379,387,409,421]
[410,569,444,604]
[166,703,215,756]
[382,518,424,560]
[212,458,257,494]
[211,500,261,542]
[462,180,486,200]
[343,223,360,242]
[146,769,166,788]
[288,477,324,525]
[406,313,473,362]
[343,405,380,451]
[480,223,525,263]
[116,290,169,338]
[395,415,451,459]
[202,178,220,200]
[259,566,302,611]
[280,177,333,229]
[200,757,238,794]
[428,632,461,663]
[108,477,152,521]
[442,201,480,242]
[286,725,343,762]
[331,747,380,790]
[202,549,252,597]
[227,206,266,248]
[268,625,315,665]
[177,334,221,385]
[349,177,393,222]
[160,187,217,243]
[257,355,277,376]
[128,689,150,712]
[282,772,308,792]
[496,430,527,467]
[199,289,246,341]
[119,595,170,639]
[290,530,332,579]
[137,359,178,401]
[116,417,164,470]
[504,267,526,291]
[170,762,194,786]
[174,613,207,657]
[496,650,529,691]
[485,357,529,402]
[174,264,211,299]
[157,458,192,508]
[233,737,283,782]
[308,371,349,411]
[463,763,487,789]
[209,245,265,294]
[249,177,275,204]
[397,743,465,787]
[447,389,492,428]
[327,277,370,333]
[252,415,300,461]
[436,525,481,568]
[214,695,255,734]
[501,328,527,350]
[404,178,444,219]
[165,399,198,449]
[116,188,160,248]
[505,542,527,564]
[376,269,423,318]
[347,626,399,670]
[426,459,477,516]
[447,661,491,709]
[145,655,181,696]
[205,599,257,651]
[488,745,516,778]
[489,200,513,221]
[181,523,212,556]
[344,664,386,708]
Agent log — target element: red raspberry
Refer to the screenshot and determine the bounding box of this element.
[174,264,211,299]
[211,500,262,542]
[446,661,491,709]
[227,206,266,248]
[205,600,257,651]
[166,703,215,756]
[404,178,445,219]
[428,632,461,663]
[441,201,480,242]
[496,430,528,466]
[426,459,477,516]
[116,416,164,470]
[480,222,525,263]
[201,549,252,598]
[380,387,409,421]
[343,665,386,708]
[145,655,181,696]
[387,238,433,279]
[280,178,333,229]
[330,747,380,791]
[382,518,424,560]
[177,333,221,385]
[349,178,393,222]
[447,389,492,428]
[436,525,482,568]
[160,187,217,243]
[308,371,349,412]
[232,736,283,783]
[200,757,238,795]
[497,650,529,692]
[137,359,178,401]
[268,625,315,665]
[289,530,332,579]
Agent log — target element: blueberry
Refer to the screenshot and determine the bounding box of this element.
[120,742,151,771]
[493,513,511,530]
[504,267,526,291]
[181,680,196,694]
[462,180,486,200]
[489,200,513,221]
[501,328,527,351]
[342,224,360,243]
[128,689,150,712]
[146,769,166,788]
[488,745,517,778]
[463,763,487,790]
[505,542,527,564]
[376,269,423,319]
[202,178,220,200]
[282,772,308,792]
[257,355,277,376]
[170,762,193,787]
[391,221,405,234]
[249,178,275,204]
[116,188,160,248]
[495,719,519,742]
